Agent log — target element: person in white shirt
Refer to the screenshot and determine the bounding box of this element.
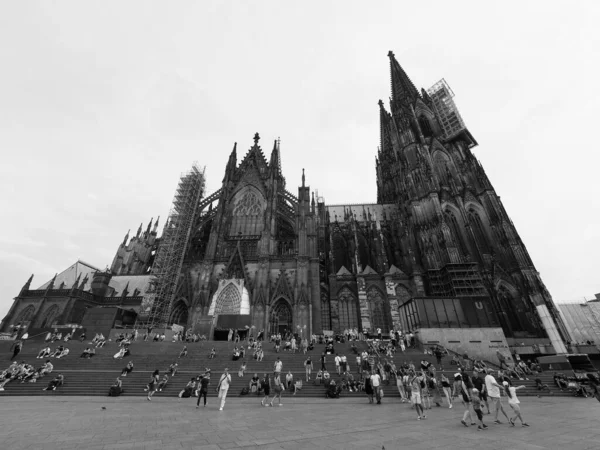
[377,328,382,341]
[217,368,231,411]
[334,354,341,374]
[503,381,529,427]
[484,370,510,424]
[274,358,283,375]
[370,372,382,404]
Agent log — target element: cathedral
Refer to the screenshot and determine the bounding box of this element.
[1,51,571,359]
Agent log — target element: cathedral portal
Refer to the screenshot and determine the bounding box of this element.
[269,299,293,336]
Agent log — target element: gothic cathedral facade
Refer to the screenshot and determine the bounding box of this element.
[2,51,569,354]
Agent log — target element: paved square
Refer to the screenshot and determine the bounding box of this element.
[0,395,598,449]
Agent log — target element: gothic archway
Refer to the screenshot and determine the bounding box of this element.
[367,287,391,334]
[170,300,189,327]
[215,283,242,315]
[269,299,293,336]
[40,305,60,328]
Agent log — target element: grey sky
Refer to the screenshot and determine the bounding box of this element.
[1,1,599,321]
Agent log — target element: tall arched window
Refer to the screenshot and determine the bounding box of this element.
[320,292,331,331]
[444,210,468,256]
[169,300,189,326]
[14,305,35,325]
[418,116,433,137]
[332,233,349,273]
[338,288,359,330]
[469,209,490,253]
[40,305,60,328]
[367,287,390,333]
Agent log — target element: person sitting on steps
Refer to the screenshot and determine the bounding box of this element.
[43,373,64,391]
[121,361,134,377]
[37,347,51,359]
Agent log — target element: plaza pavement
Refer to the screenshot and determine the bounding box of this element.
[0,395,598,450]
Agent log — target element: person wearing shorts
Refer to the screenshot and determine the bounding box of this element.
[409,372,426,420]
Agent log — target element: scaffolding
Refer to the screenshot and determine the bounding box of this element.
[427,79,467,140]
[427,263,487,297]
[142,163,206,329]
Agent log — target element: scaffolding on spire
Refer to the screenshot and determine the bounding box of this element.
[141,163,206,329]
[427,79,477,147]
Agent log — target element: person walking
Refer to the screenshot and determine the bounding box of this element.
[10,340,23,361]
[305,356,313,382]
[503,381,530,427]
[484,370,510,424]
[440,373,453,408]
[260,373,271,406]
[270,372,284,407]
[217,368,231,411]
[453,373,474,427]
[364,370,374,403]
[145,370,160,401]
[371,370,382,405]
[196,372,210,408]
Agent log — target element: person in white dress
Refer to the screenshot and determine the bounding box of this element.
[503,381,530,427]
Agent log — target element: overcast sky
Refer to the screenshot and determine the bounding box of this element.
[1,1,599,322]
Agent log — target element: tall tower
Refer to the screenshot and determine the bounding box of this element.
[375,51,568,352]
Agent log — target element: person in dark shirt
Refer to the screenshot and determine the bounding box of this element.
[196,373,210,408]
[471,372,490,413]
[250,373,260,394]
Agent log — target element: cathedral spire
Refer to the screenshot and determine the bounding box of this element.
[388,51,420,108]
[122,229,130,246]
[302,168,305,187]
[269,139,280,176]
[136,223,142,238]
[379,99,393,154]
[146,218,153,235]
[152,217,160,233]
[20,274,34,294]
[44,273,57,295]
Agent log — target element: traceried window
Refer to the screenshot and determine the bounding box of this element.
[418,116,433,137]
[40,304,60,328]
[233,191,262,216]
[367,287,390,333]
[468,209,489,253]
[445,210,468,256]
[14,305,35,324]
[338,288,359,330]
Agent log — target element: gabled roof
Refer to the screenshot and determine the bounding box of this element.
[336,266,353,276]
[359,265,378,276]
[37,260,101,291]
[109,275,153,297]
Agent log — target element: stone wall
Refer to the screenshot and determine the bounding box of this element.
[417,327,513,363]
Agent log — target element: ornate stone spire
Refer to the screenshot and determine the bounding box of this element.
[388,51,420,107]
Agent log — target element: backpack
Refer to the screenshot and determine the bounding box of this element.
[240,387,249,395]
[420,378,426,389]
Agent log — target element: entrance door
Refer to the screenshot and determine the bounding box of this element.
[269,299,293,336]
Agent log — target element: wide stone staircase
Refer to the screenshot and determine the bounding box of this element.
[0,337,574,399]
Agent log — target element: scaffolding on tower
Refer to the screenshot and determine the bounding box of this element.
[427,79,471,141]
[141,163,206,329]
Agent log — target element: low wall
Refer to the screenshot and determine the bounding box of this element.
[418,327,513,364]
